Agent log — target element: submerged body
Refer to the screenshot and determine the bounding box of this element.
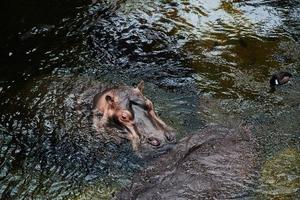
[115,125,257,199]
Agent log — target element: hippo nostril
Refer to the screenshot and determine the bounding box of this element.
[165,132,176,143]
[147,137,161,146]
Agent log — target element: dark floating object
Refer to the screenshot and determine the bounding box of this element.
[270,72,292,87]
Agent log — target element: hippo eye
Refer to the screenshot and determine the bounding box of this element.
[119,111,131,123]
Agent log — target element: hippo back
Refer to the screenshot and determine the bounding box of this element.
[114,124,258,200]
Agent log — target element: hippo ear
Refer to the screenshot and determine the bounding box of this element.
[136,80,144,93]
[105,95,114,106]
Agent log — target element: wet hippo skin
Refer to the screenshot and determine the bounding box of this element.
[114,125,257,200]
[90,81,176,156]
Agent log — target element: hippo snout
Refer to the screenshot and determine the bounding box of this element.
[147,131,176,148]
[147,137,161,146]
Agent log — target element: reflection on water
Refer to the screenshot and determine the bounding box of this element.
[0,0,299,199]
[260,148,300,199]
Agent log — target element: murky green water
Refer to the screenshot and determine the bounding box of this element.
[1,0,299,199]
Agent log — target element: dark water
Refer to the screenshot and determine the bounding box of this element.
[0,0,299,199]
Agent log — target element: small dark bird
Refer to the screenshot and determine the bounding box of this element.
[270,72,292,87]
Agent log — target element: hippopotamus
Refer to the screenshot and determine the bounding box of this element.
[92,81,176,152]
[114,124,258,199]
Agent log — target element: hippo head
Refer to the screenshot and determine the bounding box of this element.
[92,81,176,154]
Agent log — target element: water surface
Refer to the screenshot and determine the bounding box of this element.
[0,0,299,199]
